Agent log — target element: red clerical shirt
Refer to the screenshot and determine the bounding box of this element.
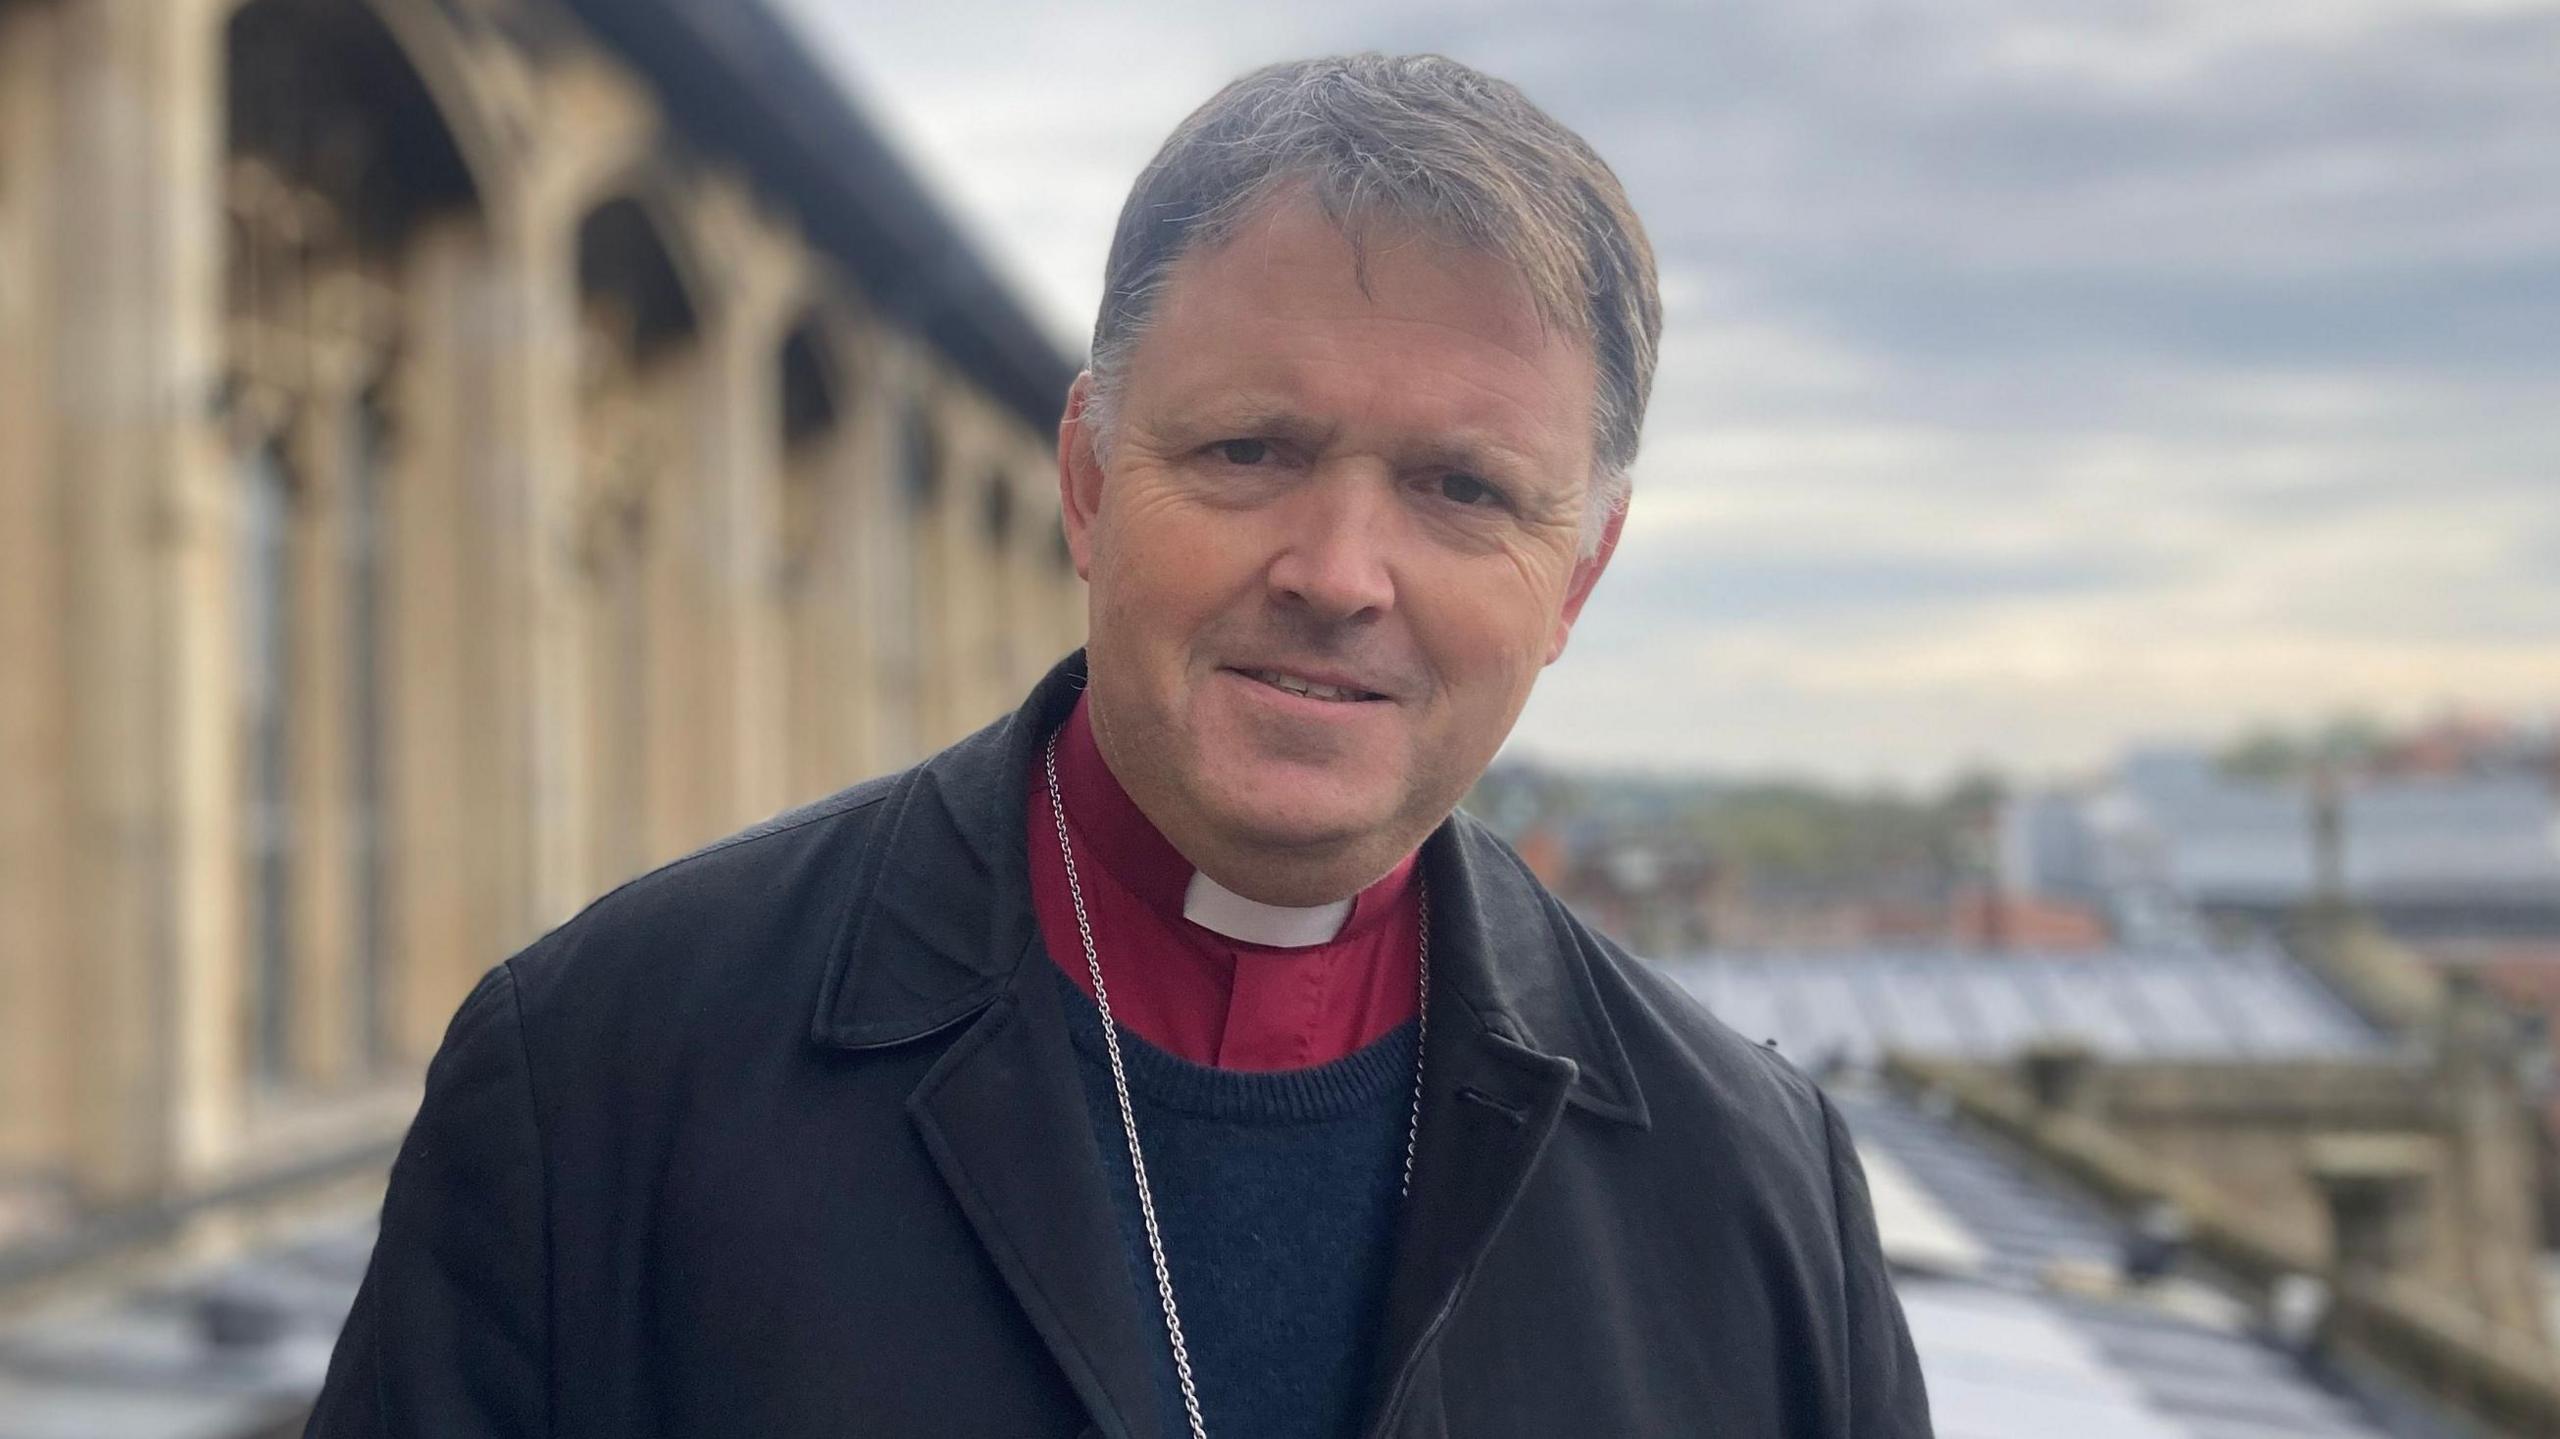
[1026,695,1423,1071]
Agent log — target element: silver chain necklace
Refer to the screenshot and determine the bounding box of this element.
[1043,733,1429,1439]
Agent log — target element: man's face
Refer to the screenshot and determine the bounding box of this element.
[1059,191,1622,901]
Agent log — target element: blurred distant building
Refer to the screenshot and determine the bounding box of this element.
[1474,757,2088,956]
[2374,713,2560,786]
[1503,815,2109,957]
[2004,746,2560,946]
[0,0,1081,1276]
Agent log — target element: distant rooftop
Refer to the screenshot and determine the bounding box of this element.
[2015,750,2560,929]
[2138,768,2560,911]
[1668,948,2394,1069]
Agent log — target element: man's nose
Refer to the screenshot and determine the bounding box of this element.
[1265,468,1397,624]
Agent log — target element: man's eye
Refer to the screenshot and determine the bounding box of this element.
[1438,473,1503,507]
[1213,439,1270,466]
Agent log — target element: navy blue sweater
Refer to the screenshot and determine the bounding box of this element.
[1053,965,1416,1439]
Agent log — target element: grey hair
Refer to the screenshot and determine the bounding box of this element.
[1083,53,1662,557]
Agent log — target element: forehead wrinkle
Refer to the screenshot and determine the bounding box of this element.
[1327,341,1585,478]
[1126,197,1599,486]
[1177,199,1561,365]
[1251,298,1574,422]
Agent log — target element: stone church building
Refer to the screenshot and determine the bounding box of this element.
[0,0,1085,1244]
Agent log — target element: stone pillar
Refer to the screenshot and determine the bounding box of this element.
[645,346,712,862]
[2432,979,2552,1341]
[915,441,957,745]
[387,219,492,1063]
[687,192,796,835]
[984,460,1024,710]
[489,194,588,933]
[726,322,790,827]
[948,430,1004,735]
[0,0,74,1182]
[895,377,948,753]
[52,0,232,1201]
[868,387,915,771]
[780,341,876,802]
[843,323,907,778]
[286,371,361,1089]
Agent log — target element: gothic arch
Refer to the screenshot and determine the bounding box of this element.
[775,310,868,798]
[216,0,518,214]
[224,0,483,243]
[570,187,710,886]
[572,172,718,338]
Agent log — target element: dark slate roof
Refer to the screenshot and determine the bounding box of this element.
[0,1216,373,1439]
[1837,1087,2445,1439]
[560,0,1080,431]
[1667,948,2393,1069]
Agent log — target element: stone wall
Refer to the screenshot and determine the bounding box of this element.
[1955,1038,2550,1345]
[0,0,1085,1224]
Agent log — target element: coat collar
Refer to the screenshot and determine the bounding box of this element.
[810,651,1649,1129]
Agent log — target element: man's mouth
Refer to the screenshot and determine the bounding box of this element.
[1234,668,1387,704]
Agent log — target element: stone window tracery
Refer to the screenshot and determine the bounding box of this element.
[220,0,476,1090]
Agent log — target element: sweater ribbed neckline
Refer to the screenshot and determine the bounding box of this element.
[1051,964,1419,1125]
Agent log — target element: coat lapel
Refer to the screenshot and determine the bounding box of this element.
[907,949,1166,1439]
[1362,1009,1574,1439]
[1361,816,1656,1438]
[813,656,1164,1439]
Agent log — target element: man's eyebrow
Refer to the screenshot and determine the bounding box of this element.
[1166,398,1334,443]
[1407,430,1538,476]
[1407,433,1582,511]
[1154,398,1571,499]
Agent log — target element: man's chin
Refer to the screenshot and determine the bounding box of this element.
[1194,773,1399,859]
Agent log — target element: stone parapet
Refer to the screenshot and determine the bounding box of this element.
[1887,1051,2560,1438]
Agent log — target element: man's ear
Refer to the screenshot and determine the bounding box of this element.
[1056,372,1106,582]
[1545,499,1626,666]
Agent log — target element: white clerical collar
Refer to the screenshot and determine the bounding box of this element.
[1181,870,1352,949]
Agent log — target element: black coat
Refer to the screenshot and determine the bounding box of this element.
[306,655,1931,1438]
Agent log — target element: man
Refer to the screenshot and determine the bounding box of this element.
[307,53,1930,1439]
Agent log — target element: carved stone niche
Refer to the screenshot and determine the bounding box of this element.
[2306,1134,2433,1277]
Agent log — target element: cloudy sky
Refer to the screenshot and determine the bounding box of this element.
[779,0,2559,787]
